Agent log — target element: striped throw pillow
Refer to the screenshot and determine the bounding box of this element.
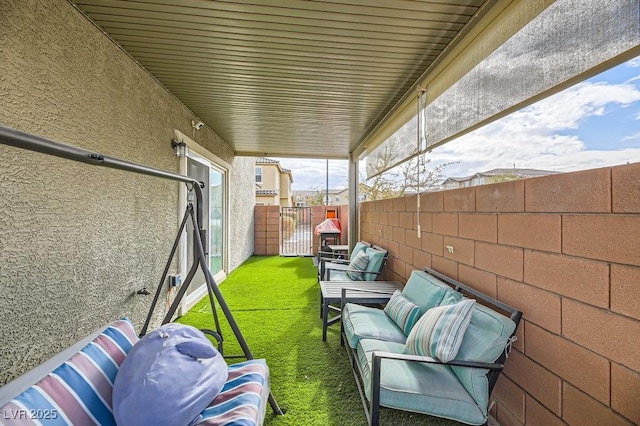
[346,251,369,280]
[384,290,422,335]
[404,299,475,362]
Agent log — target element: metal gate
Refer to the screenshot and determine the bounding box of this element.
[280,206,313,256]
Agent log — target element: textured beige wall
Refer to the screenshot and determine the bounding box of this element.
[0,0,253,384]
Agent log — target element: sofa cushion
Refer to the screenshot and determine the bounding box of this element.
[356,339,486,425]
[342,303,406,348]
[404,299,475,362]
[362,247,386,281]
[0,319,138,426]
[350,241,369,259]
[402,270,459,315]
[451,304,517,418]
[439,289,464,306]
[0,320,272,426]
[383,290,422,335]
[346,250,369,280]
[196,359,270,426]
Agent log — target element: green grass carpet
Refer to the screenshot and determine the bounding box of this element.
[177,256,462,426]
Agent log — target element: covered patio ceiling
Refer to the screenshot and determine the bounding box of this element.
[72,0,499,159]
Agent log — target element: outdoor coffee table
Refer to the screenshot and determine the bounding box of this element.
[319,280,403,341]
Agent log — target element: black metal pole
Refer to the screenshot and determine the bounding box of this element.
[0,125,201,187]
[140,204,192,336]
[188,210,284,415]
[325,159,329,206]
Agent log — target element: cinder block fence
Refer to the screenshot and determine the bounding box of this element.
[360,163,640,426]
[254,204,349,256]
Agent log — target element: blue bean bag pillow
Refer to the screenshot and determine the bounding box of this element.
[113,323,228,426]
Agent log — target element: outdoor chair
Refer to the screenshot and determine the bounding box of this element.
[319,241,387,282]
[341,268,522,426]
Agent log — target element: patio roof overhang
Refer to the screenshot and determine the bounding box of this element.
[71,0,529,160]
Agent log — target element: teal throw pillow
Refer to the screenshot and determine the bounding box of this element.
[346,251,369,280]
[404,299,475,362]
[384,290,422,335]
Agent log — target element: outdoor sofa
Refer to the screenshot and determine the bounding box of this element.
[319,241,388,282]
[0,319,271,426]
[341,267,522,426]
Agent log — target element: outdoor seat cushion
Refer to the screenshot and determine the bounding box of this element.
[325,268,351,281]
[402,270,463,315]
[196,359,270,426]
[0,320,270,426]
[450,303,517,418]
[342,303,406,348]
[362,247,386,281]
[356,339,486,425]
[350,241,370,259]
[345,250,370,280]
[0,319,138,426]
[326,246,386,282]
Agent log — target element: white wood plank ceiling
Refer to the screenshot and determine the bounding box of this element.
[73,0,492,159]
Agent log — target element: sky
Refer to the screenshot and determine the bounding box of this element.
[275,55,640,191]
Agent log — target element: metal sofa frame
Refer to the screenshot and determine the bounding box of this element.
[341,267,522,426]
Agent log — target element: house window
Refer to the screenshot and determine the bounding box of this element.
[255,166,263,183]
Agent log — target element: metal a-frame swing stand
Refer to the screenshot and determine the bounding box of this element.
[0,125,284,416]
[140,182,284,415]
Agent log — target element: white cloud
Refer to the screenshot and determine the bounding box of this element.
[627,57,640,68]
[430,79,640,177]
[273,158,349,191]
[623,131,640,141]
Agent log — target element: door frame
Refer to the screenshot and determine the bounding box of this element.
[174,130,230,315]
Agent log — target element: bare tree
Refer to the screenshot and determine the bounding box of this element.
[361,141,455,201]
[307,187,327,206]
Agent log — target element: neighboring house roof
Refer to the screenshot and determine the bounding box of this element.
[442,175,474,183]
[256,157,279,164]
[255,157,294,182]
[478,168,560,178]
[281,168,293,183]
[256,189,279,196]
[292,189,344,198]
[443,168,560,184]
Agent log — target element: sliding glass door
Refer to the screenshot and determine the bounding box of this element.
[185,152,226,298]
[208,167,224,275]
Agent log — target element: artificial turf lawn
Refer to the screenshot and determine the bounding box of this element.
[176,256,461,426]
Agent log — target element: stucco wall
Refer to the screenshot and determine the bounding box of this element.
[0,0,253,384]
[360,164,640,425]
[228,156,256,270]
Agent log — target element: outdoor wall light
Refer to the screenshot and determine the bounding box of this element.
[191,120,204,130]
[171,139,187,157]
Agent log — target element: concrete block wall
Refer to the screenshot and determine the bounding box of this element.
[359,163,640,426]
[254,205,280,255]
[255,205,350,256]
